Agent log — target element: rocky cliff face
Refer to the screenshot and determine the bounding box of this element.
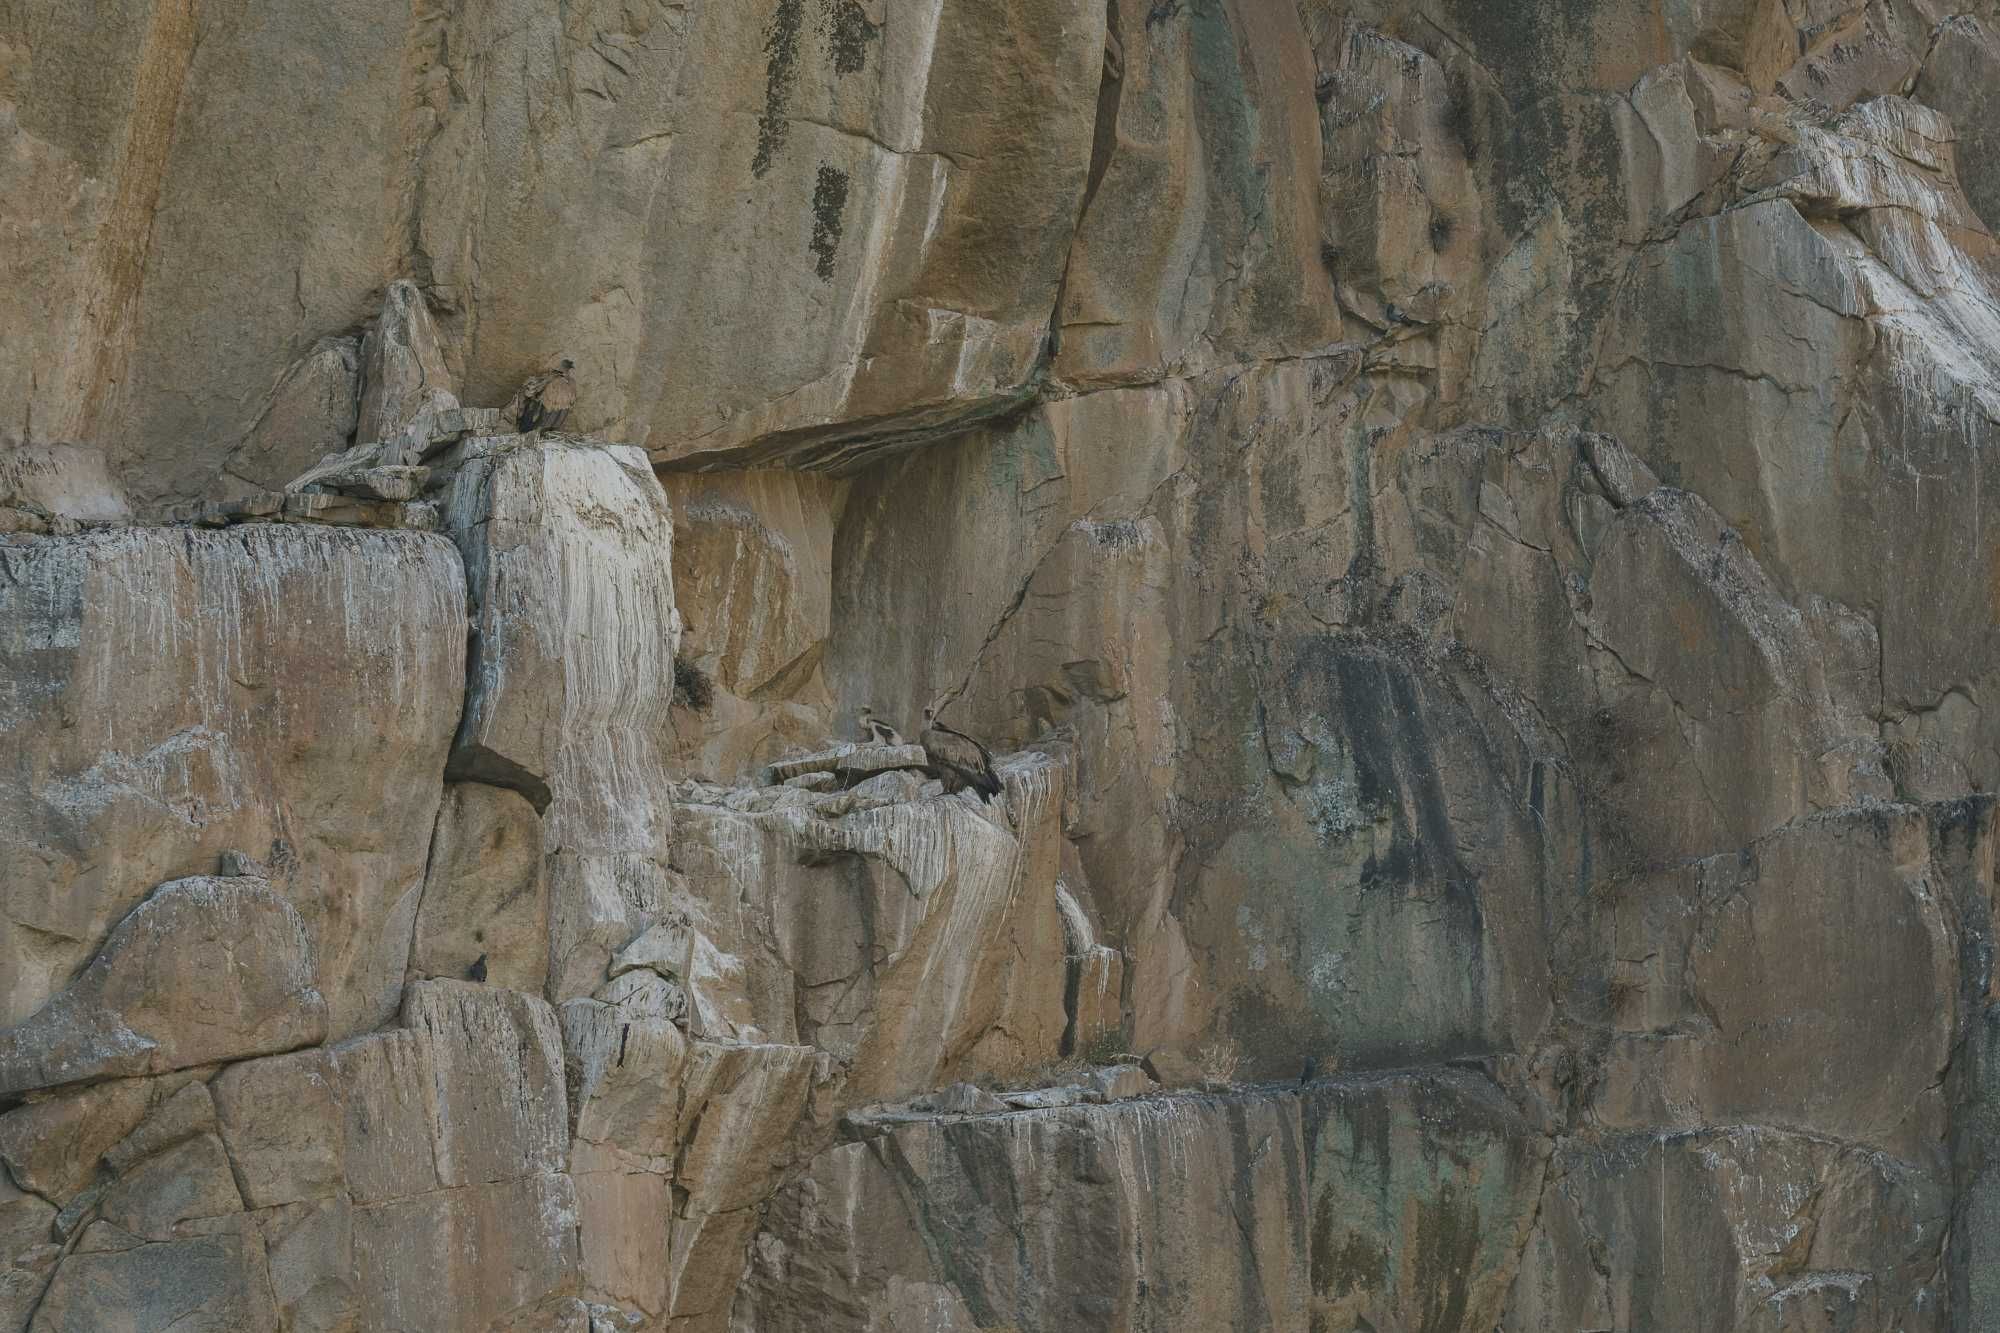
[4,0,2000,1328]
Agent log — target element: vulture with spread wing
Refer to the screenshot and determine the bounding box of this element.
[857,706,904,747]
[508,359,578,433]
[921,706,1001,801]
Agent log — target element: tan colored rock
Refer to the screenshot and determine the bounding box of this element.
[100,1080,216,1179]
[220,336,363,497]
[0,1068,209,1206]
[0,1176,58,1331]
[663,469,842,779]
[437,435,677,848]
[252,1197,357,1333]
[0,876,326,1096]
[1915,15,2000,229]
[4,3,2000,1324]
[1084,1064,1152,1103]
[561,999,687,1164]
[1587,805,1957,1163]
[95,1132,243,1242]
[352,1174,579,1333]
[402,979,568,1187]
[591,969,687,1025]
[355,280,459,451]
[435,435,682,1014]
[737,1085,1310,1331]
[1053,0,1338,387]
[0,442,128,530]
[411,782,549,993]
[670,754,1071,1102]
[545,853,680,1011]
[0,525,466,1035]
[560,998,687,1318]
[331,1030,442,1208]
[664,1039,817,1324]
[211,1048,343,1211]
[31,1217,278,1332]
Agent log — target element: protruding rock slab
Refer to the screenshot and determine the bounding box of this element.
[0,525,466,1035]
[763,742,927,786]
[0,876,326,1096]
[671,752,1071,1102]
[355,279,458,451]
[435,435,684,1015]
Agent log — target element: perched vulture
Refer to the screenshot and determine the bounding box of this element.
[920,706,1002,801]
[857,706,904,747]
[507,359,578,433]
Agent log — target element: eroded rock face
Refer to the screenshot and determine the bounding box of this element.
[670,752,1070,1100]
[0,525,466,1035]
[737,1068,1547,1331]
[4,0,2000,1328]
[0,876,326,1096]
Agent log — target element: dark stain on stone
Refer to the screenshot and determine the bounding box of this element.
[1442,67,1481,165]
[809,164,849,280]
[1411,1181,1479,1333]
[1311,1203,1389,1300]
[752,0,805,178]
[821,0,880,75]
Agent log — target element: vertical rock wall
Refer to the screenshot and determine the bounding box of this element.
[3,0,2000,1328]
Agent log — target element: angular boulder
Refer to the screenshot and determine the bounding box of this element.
[0,876,326,1096]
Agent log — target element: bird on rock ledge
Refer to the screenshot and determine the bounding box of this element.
[920,703,1002,803]
[507,358,577,434]
[857,706,904,747]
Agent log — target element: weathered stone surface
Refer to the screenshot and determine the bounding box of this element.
[219,336,362,497]
[0,525,465,1035]
[355,280,458,451]
[30,1218,279,1332]
[353,1173,580,1332]
[661,1039,818,1327]
[411,782,549,994]
[1304,1070,1549,1332]
[0,1177,58,1331]
[1052,0,1338,388]
[560,998,687,1319]
[1084,1064,1152,1103]
[737,1087,1310,1331]
[402,980,567,1187]
[671,753,1070,1102]
[439,435,677,841]
[1585,806,1959,1162]
[436,435,682,1018]
[0,876,326,1095]
[0,442,128,531]
[6,2,2000,1327]
[1504,1128,1947,1331]
[0,1067,210,1207]
[664,469,842,780]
